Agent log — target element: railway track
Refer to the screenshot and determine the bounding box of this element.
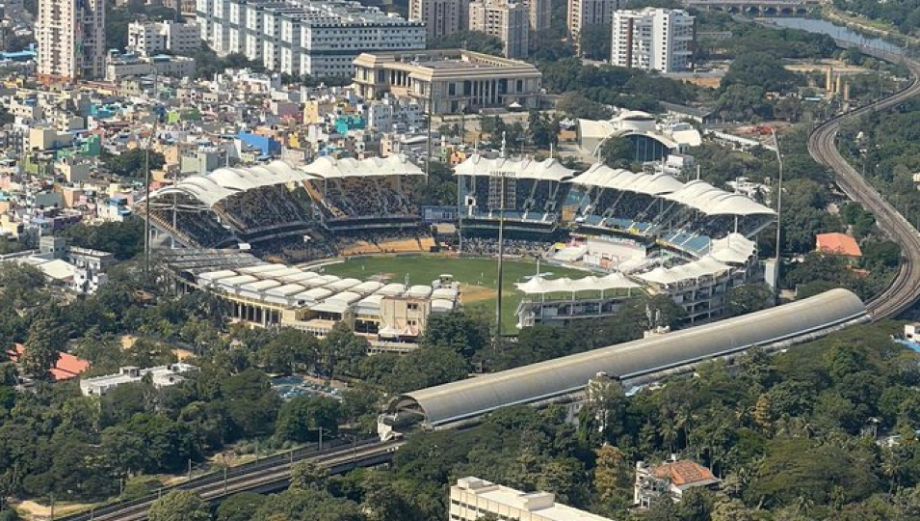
[807,50,920,320]
[60,439,403,521]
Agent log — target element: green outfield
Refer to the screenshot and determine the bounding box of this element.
[321,255,589,331]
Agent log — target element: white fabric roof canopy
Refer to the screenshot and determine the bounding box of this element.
[663,180,774,216]
[147,160,316,208]
[303,155,424,179]
[709,233,757,265]
[454,154,576,182]
[636,256,731,286]
[573,164,684,195]
[516,273,641,295]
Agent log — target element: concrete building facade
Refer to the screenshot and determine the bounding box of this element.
[408,0,468,41]
[196,0,425,78]
[449,477,614,521]
[610,8,694,73]
[519,0,550,32]
[128,20,201,56]
[567,0,621,44]
[37,0,106,81]
[353,49,542,114]
[468,0,529,59]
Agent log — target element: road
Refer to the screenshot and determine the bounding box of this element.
[59,439,403,521]
[807,50,920,320]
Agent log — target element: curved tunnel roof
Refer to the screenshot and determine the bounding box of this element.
[393,289,866,427]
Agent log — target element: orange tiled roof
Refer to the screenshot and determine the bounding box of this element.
[652,460,719,488]
[816,232,862,257]
[7,343,90,382]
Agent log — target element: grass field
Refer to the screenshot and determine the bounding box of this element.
[321,255,588,331]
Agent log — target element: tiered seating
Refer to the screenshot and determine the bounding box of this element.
[308,177,419,221]
[215,185,315,234]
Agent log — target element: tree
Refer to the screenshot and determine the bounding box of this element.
[384,347,469,394]
[599,137,634,168]
[722,51,798,93]
[148,491,211,521]
[215,492,266,521]
[725,284,774,317]
[429,31,504,56]
[275,396,341,443]
[594,445,632,504]
[320,323,369,378]
[527,111,560,150]
[579,24,611,60]
[420,311,489,359]
[20,315,66,380]
[102,149,165,178]
[260,328,318,374]
[290,461,330,492]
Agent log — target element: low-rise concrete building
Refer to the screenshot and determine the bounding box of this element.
[450,476,614,521]
[80,364,198,396]
[353,49,542,115]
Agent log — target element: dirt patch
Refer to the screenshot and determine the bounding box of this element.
[15,500,95,520]
[461,284,497,304]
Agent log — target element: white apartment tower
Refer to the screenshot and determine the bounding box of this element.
[567,0,622,42]
[409,0,468,41]
[37,0,106,81]
[610,8,694,73]
[468,0,529,59]
[196,0,426,78]
[128,21,201,57]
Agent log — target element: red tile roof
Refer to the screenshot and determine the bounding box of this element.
[7,343,91,382]
[652,460,719,488]
[816,232,862,257]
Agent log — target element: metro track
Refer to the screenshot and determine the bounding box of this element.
[807,50,920,320]
[59,439,404,521]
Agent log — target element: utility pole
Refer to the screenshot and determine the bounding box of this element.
[771,129,784,302]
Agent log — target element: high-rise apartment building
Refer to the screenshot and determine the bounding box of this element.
[408,0,468,41]
[519,0,550,32]
[36,0,106,82]
[610,8,694,73]
[567,0,622,42]
[468,0,529,58]
[197,0,425,78]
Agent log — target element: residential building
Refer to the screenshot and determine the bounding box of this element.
[105,53,197,81]
[567,0,621,43]
[409,0,467,41]
[353,49,543,114]
[80,364,198,396]
[634,459,720,509]
[196,0,426,77]
[519,0,550,32]
[610,8,694,73]
[449,476,614,521]
[127,20,201,56]
[468,0,529,59]
[7,344,91,382]
[36,0,106,81]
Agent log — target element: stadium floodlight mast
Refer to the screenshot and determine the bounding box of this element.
[771,128,783,302]
[493,132,509,349]
[144,70,159,281]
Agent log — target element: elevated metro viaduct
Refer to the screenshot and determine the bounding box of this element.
[382,289,867,436]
